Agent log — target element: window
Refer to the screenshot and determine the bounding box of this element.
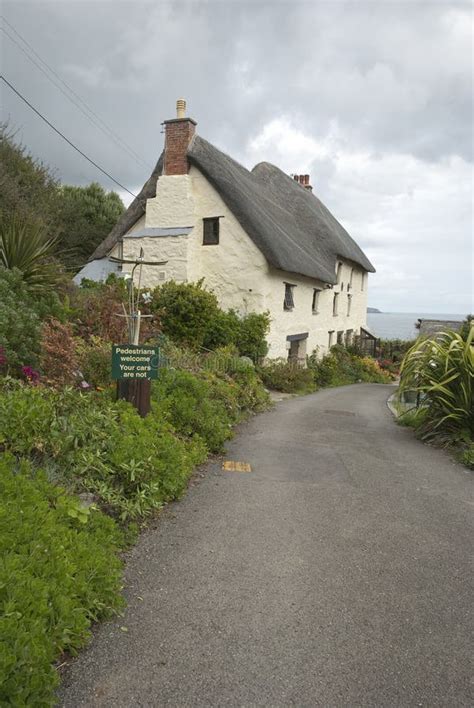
[336,262,343,283]
[328,330,335,348]
[347,294,352,316]
[361,272,366,292]
[312,288,321,314]
[337,330,344,345]
[203,217,220,245]
[333,292,339,316]
[349,268,354,290]
[284,283,295,310]
[345,329,353,346]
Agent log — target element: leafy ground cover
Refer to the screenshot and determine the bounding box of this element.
[0,455,125,705]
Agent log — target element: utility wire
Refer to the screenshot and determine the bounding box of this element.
[0,16,152,171]
[1,75,138,198]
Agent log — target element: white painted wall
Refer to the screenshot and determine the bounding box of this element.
[117,166,369,359]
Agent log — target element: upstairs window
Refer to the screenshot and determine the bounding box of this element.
[203,217,220,245]
[347,294,352,316]
[333,292,339,316]
[336,262,343,284]
[349,268,354,290]
[284,283,295,310]
[312,288,321,314]
[361,272,366,291]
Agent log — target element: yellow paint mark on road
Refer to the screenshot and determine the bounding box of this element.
[222,460,252,473]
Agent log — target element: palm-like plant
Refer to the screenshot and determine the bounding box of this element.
[398,327,474,444]
[0,216,61,290]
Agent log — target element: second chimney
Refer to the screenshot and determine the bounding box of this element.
[163,99,196,175]
[292,174,313,192]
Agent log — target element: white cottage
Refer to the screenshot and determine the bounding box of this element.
[77,100,375,360]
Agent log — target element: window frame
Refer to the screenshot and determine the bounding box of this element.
[283,282,296,311]
[347,294,352,316]
[333,292,339,316]
[312,288,321,314]
[202,216,220,246]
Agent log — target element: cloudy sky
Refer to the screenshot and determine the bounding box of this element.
[1,0,472,313]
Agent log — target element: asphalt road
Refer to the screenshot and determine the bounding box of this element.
[59,384,473,707]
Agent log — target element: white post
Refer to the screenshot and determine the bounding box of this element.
[132,310,141,345]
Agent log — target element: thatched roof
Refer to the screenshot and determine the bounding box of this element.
[90,135,374,283]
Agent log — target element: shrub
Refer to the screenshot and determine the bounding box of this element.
[0,454,124,706]
[258,359,316,394]
[0,267,66,374]
[151,280,220,349]
[75,335,112,388]
[40,318,78,387]
[308,345,391,387]
[236,311,270,362]
[70,276,130,343]
[398,328,474,444]
[151,281,269,360]
[152,368,238,452]
[0,214,62,291]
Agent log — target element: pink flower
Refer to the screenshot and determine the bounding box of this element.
[21,366,40,383]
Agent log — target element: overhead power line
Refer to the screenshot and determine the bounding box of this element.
[1,75,138,198]
[0,15,152,171]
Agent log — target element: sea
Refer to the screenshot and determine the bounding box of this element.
[366,312,466,341]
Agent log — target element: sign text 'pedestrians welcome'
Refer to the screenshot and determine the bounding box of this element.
[111,345,160,380]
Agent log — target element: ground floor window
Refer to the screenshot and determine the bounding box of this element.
[328,330,335,348]
[345,329,353,346]
[287,333,308,363]
[337,330,344,344]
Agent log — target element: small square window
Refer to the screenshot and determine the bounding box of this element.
[284,283,295,310]
[203,217,220,245]
[312,288,321,313]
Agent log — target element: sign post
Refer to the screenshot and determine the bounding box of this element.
[109,248,167,417]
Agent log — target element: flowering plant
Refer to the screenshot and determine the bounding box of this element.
[21,365,40,384]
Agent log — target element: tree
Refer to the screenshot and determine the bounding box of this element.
[0,125,125,272]
[57,183,124,271]
[0,123,61,229]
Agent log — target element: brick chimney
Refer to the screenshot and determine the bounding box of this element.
[163,99,196,175]
[292,174,313,192]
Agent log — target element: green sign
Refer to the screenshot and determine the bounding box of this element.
[111,345,160,380]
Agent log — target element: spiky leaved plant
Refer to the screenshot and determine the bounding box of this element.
[0,215,61,291]
[398,327,474,444]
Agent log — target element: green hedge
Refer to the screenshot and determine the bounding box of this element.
[0,455,124,705]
